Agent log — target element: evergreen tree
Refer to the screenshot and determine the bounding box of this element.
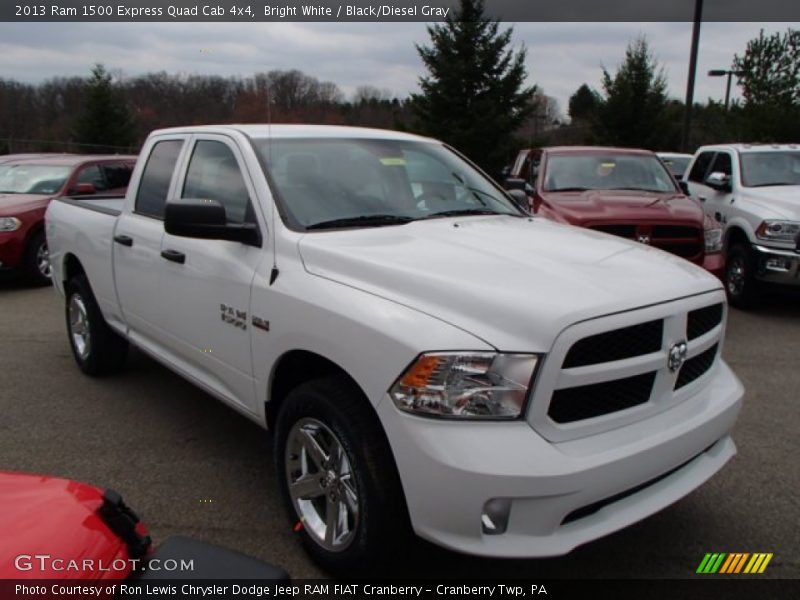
[411,0,535,176]
[74,64,136,153]
[568,84,600,122]
[593,37,669,149]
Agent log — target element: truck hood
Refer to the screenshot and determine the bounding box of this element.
[0,471,128,580]
[741,186,800,219]
[0,192,51,215]
[298,216,721,350]
[539,190,703,225]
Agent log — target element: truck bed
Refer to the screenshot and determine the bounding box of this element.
[57,195,125,216]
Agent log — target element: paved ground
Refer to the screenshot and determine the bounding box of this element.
[1,277,798,579]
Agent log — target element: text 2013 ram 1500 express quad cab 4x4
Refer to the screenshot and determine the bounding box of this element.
[46,125,744,573]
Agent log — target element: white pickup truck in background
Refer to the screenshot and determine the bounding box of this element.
[46,125,743,574]
[685,144,800,307]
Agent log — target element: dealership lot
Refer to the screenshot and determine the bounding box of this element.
[1,279,798,579]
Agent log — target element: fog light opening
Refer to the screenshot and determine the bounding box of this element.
[764,258,792,272]
[482,498,511,535]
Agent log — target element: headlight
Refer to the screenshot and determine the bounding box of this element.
[756,220,800,243]
[389,352,539,420]
[0,217,22,232]
[703,215,723,253]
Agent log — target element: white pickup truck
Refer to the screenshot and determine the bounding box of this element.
[46,125,743,573]
[685,144,800,307]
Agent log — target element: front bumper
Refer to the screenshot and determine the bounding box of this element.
[0,232,26,269]
[752,244,800,286]
[377,360,743,557]
[701,252,725,281]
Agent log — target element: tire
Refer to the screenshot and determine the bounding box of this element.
[22,230,52,286]
[274,377,410,575]
[725,243,759,309]
[65,274,129,376]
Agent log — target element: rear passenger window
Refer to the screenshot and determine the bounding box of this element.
[135,140,183,219]
[182,141,252,224]
[688,152,714,183]
[102,164,133,190]
[75,165,107,191]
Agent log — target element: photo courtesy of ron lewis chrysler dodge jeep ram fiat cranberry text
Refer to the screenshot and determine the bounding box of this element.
[45,125,744,574]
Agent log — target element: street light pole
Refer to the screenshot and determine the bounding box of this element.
[708,69,745,110]
[681,0,704,152]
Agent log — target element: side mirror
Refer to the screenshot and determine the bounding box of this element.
[705,172,731,192]
[164,198,261,247]
[73,182,96,195]
[503,177,527,192]
[678,180,690,195]
[506,189,531,214]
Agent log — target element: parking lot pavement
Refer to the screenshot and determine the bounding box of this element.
[1,279,798,579]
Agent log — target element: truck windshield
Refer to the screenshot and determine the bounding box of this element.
[543,154,677,193]
[253,138,520,229]
[0,165,72,195]
[740,151,800,187]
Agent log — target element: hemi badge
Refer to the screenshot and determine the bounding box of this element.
[252,316,270,332]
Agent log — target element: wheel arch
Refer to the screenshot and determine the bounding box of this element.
[266,349,372,431]
[63,252,87,285]
[724,224,751,252]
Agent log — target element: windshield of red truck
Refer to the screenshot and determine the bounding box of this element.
[543,154,677,194]
[254,138,521,230]
[740,151,800,188]
[0,165,72,195]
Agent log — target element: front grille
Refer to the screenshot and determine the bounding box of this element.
[563,320,663,368]
[591,224,636,238]
[675,344,718,390]
[548,372,656,423]
[589,223,703,260]
[687,303,723,340]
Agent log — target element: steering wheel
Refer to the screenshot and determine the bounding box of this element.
[415,192,450,211]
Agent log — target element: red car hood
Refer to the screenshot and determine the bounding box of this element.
[540,189,703,225]
[0,193,52,216]
[0,472,131,580]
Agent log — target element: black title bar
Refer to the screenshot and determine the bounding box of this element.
[3,0,800,22]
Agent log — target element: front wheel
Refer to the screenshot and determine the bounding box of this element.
[274,377,409,575]
[725,243,759,309]
[65,275,129,376]
[23,231,52,286]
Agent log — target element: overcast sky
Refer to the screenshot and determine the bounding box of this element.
[0,21,796,118]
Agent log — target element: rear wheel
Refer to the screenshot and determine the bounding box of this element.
[725,243,759,309]
[65,274,129,376]
[274,377,409,575]
[23,231,52,286]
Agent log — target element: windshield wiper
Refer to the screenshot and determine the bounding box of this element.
[749,182,796,188]
[424,208,504,219]
[548,187,588,192]
[613,186,665,193]
[305,214,414,230]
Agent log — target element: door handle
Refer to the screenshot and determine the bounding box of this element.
[113,234,133,247]
[160,249,186,264]
[698,196,707,202]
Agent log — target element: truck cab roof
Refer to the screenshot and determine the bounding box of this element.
[150,124,436,143]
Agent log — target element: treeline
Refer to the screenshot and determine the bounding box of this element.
[0,68,413,154]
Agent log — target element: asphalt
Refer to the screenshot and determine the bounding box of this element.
[1,277,798,580]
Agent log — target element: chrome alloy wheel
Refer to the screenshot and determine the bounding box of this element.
[285,417,359,551]
[36,241,52,279]
[727,255,745,297]
[68,294,91,360]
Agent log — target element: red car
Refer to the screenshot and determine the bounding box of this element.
[504,147,725,279]
[0,154,136,285]
[0,471,289,585]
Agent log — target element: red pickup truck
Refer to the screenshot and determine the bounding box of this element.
[0,154,136,285]
[504,147,724,279]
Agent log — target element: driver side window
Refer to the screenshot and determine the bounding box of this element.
[182,141,253,224]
